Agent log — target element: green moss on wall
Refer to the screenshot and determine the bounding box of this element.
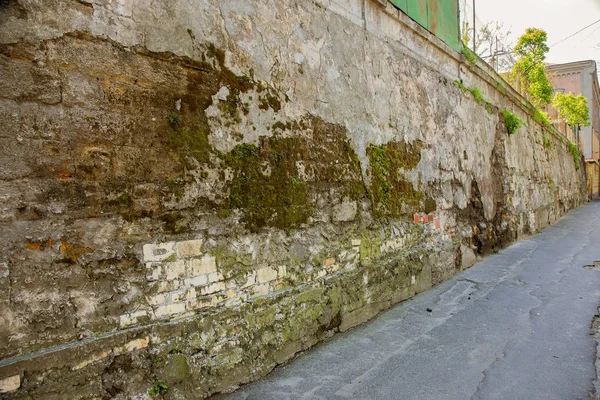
[218,116,366,232]
[220,137,312,231]
[367,140,425,218]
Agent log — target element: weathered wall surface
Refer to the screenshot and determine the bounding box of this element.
[0,0,586,398]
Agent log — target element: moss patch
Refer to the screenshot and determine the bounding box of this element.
[219,117,366,232]
[366,140,425,219]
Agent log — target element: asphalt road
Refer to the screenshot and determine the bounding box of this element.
[218,201,600,400]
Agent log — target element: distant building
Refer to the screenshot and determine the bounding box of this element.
[546,60,600,198]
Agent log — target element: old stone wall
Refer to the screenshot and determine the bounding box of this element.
[0,0,586,398]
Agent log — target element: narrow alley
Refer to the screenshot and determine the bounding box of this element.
[219,201,600,400]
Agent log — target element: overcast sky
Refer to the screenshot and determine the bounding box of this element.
[464,0,600,65]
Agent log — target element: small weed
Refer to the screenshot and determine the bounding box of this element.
[166,111,181,126]
[169,347,182,354]
[461,46,476,70]
[455,80,466,91]
[148,382,168,397]
[502,110,524,135]
[568,142,582,170]
[469,87,485,104]
[543,134,552,149]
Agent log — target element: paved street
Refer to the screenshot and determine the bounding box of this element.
[218,201,600,400]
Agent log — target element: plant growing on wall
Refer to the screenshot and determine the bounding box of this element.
[148,382,168,397]
[569,142,583,171]
[502,109,524,135]
[552,92,590,133]
[509,28,553,109]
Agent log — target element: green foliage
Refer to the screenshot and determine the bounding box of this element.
[461,21,472,47]
[148,382,168,397]
[509,28,553,108]
[532,108,552,128]
[502,109,524,135]
[552,92,590,130]
[568,142,583,170]
[469,87,485,104]
[456,82,494,113]
[461,46,476,70]
[166,111,181,126]
[514,28,549,63]
[543,134,552,149]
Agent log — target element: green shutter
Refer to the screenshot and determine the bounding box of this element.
[389,0,407,12]
[406,0,429,28]
[390,0,461,53]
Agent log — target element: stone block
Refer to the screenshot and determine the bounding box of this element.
[71,350,111,371]
[242,272,257,288]
[351,239,361,247]
[154,303,186,319]
[0,262,8,279]
[201,281,226,295]
[149,280,180,294]
[460,245,477,270]
[278,265,287,277]
[119,310,149,327]
[0,375,20,394]
[175,239,203,258]
[207,271,224,283]
[170,288,196,302]
[184,287,197,300]
[189,255,217,275]
[147,292,168,306]
[332,199,357,222]
[186,298,211,311]
[322,258,335,267]
[145,263,162,281]
[184,275,209,287]
[142,242,175,262]
[257,267,278,283]
[252,283,270,297]
[170,290,186,303]
[164,261,186,281]
[113,337,149,356]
